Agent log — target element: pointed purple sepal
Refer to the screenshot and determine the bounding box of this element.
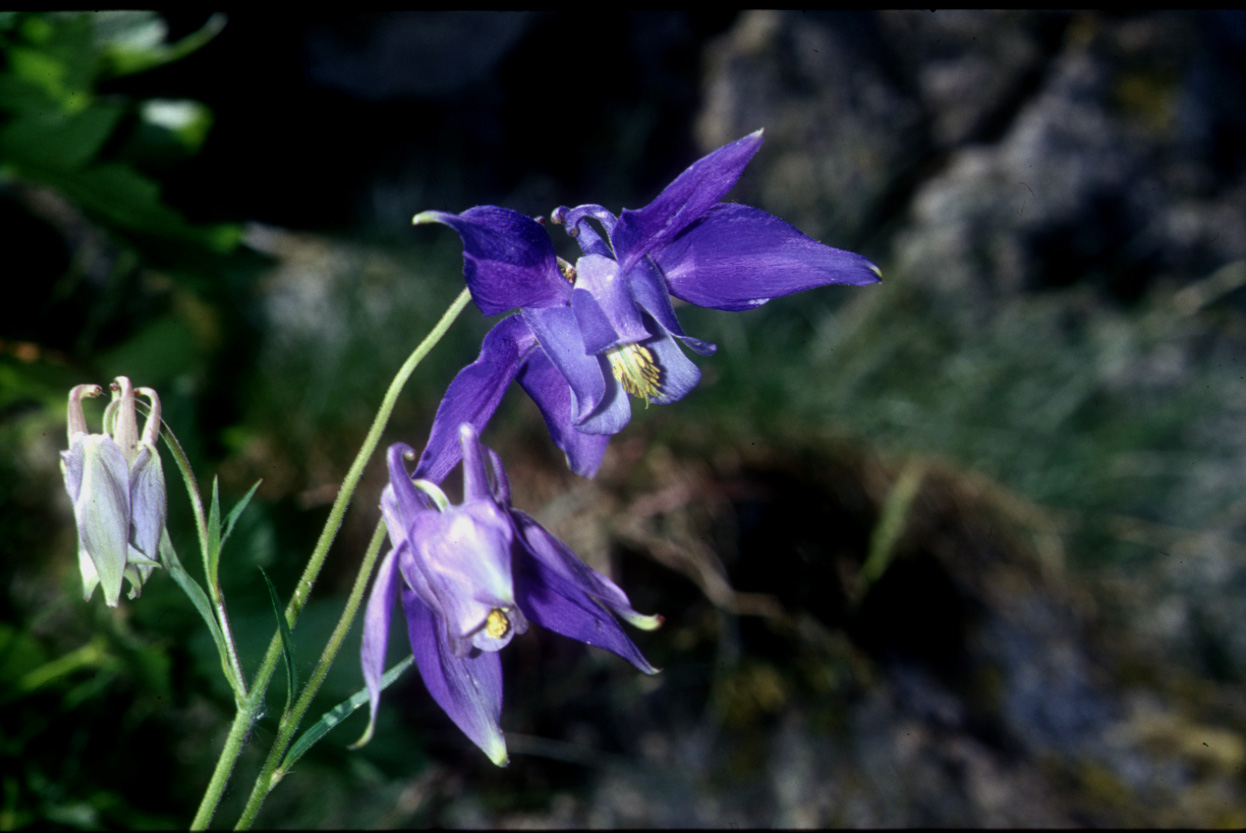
[415,207,569,316]
[404,585,509,766]
[655,203,882,311]
[416,315,538,484]
[611,129,765,273]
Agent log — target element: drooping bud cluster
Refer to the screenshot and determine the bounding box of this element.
[60,376,168,606]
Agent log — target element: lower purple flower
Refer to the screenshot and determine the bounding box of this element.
[360,424,660,765]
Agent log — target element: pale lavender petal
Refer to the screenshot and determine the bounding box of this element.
[512,514,659,674]
[458,423,491,504]
[379,483,405,551]
[415,315,538,484]
[555,204,619,258]
[612,130,764,273]
[407,503,516,653]
[481,445,511,506]
[641,328,702,406]
[654,203,882,311]
[75,434,132,607]
[573,361,631,436]
[571,254,648,354]
[627,257,717,357]
[521,304,608,423]
[404,585,509,766]
[360,543,402,741]
[414,207,569,316]
[516,350,612,478]
[77,545,100,602]
[60,440,85,502]
[128,445,166,563]
[388,443,432,522]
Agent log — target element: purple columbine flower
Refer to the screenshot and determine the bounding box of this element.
[360,423,660,765]
[412,130,881,481]
[60,376,167,606]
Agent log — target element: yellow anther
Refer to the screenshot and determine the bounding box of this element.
[485,608,511,639]
[606,343,662,406]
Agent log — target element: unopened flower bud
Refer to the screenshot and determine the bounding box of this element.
[60,377,168,606]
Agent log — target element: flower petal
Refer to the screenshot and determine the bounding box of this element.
[414,207,569,316]
[516,350,612,478]
[388,443,434,523]
[458,423,492,504]
[555,204,619,258]
[77,545,100,602]
[571,254,648,354]
[654,203,882,311]
[612,130,764,273]
[640,326,702,406]
[628,257,717,357]
[573,359,631,436]
[521,304,608,424]
[404,585,509,766]
[510,510,636,615]
[512,512,659,674]
[128,444,166,564]
[360,543,402,745]
[481,444,512,506]
[74,434,132,607]
[415,315,538,484]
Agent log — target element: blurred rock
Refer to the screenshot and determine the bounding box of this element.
[894,12,1246,299]
[696,10,927,247]
[876,11,1066,149]
[697,10,1246,300]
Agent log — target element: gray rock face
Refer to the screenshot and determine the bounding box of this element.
[697,10,1246,300]
[696,11,926,247]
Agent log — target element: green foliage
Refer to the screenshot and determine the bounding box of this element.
[0,12,266,829]
[0,12,238,253]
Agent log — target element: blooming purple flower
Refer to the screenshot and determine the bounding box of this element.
[413,129,881,481]
[60,377,167,606]
[360,423,660,765]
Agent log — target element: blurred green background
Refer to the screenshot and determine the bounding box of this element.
[3,10,1246,828]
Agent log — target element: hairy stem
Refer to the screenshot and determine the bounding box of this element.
[190,287,472,830]
[233,520,388,829]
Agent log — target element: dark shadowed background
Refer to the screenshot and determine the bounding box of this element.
[3,10,1246,827]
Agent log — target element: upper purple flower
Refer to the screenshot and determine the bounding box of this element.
[414,130,881,481]
[360,424,660,765]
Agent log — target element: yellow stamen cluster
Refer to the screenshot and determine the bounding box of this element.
[556,257,576,284]
[606,343,662,406]
[485,608,511,639]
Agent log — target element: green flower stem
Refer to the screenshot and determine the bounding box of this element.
[157,419,248,697]
[233,519,388,830]
[190,286,472,831]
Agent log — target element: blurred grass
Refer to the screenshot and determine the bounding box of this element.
[670,259,1246,570]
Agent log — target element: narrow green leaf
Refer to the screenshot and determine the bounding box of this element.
[206,476,222,591]
[159,530,239,693]
[277,656,415,781]
[855,461,926,607]
[259,567,298,718]
[220,479,262,550]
